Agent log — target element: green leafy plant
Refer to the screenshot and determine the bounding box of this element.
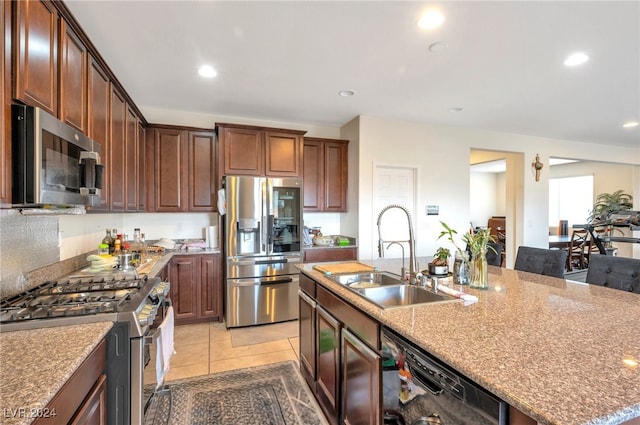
[588,190,633,223]
[437,221,466,257]
[432,247,451,266]
[462,228,496,258]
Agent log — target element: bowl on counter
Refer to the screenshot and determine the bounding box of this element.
[313,235,334,246]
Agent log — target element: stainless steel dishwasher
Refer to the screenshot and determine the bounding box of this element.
[381,327,507,425]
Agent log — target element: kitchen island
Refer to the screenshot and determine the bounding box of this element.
[0,322,113,425]
[299,262,640,425]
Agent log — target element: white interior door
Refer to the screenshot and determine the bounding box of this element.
[372,165,417,259]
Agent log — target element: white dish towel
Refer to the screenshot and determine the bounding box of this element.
[155,306,175,388]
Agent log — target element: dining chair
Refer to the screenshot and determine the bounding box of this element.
[485,242,503,267]
[567,230,588,271]
[514,246,568,278]
[585,254,640,293]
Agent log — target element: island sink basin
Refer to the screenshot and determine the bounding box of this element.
[353,285,454,309]
[328,271,403,288]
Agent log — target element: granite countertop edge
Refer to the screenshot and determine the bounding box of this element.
[297,261,640,425]
[0,321,113,425]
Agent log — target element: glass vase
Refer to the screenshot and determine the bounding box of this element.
[453,251,470,285]
[470,248,489,289]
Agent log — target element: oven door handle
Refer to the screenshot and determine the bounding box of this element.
[144,299,172,345]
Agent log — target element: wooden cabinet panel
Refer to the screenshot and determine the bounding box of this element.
[299,288,316,390]
[323,142,348,212]
[152,128,188,212]
[125,106,138,211]
[303,140,323,211]
[170,254,222,325]
[341,328,381,425]
[69,374,107,425]
[137,123,146,211]
[87,56,110,210]
[109,86,126,210]
[169,256,199,322]
[265,131,302,177]
[304,247,357,263]
[14,0,58,114]
[199,254,221,320]
[219,126,263,176]
[303,138,348,212]
[59,19,87,133]
[188,131,216,211]
[1,0,10,207]
[316,305,341,424]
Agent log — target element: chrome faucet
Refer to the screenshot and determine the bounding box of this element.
[386,241,406,279]
[377,204,417,284]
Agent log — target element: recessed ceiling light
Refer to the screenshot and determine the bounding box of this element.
[622,121,639,128]
[418,9,445,30]
[563,52,589,67]
[448,107,463,113]
[338,90,356,97]
[198,65,217,78]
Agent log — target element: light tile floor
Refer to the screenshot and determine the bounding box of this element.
[145,321,300,384]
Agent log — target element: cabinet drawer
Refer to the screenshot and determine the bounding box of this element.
[299,273,316,298]
[316,285,379,350]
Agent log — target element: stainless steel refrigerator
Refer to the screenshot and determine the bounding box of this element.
[224,175,303,328]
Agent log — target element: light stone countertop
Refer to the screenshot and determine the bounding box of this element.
[299,260,640,425]
[0,322,113,425]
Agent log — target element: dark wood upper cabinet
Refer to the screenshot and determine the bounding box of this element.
[216,123,306,181]
[87,56,110,211]
[303,137,349,212]
[14,0,58,115]
[188,131,217,211]
[150,127,188,212]
[59,19,87,133]
[137,122,146,212]
[125,105,138,211]
[109,86,126,211]
[147,125,216,212]
[1,0,10,207]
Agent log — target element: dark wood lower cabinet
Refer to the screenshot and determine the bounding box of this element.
[70,374,107,425]
[341,328,381,425]
[316,306,340,423]
[169,253,222,325]
[298,289,316,390]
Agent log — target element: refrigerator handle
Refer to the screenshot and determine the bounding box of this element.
[266,214,274,251]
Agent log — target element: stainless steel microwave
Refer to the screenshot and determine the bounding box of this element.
[11,104,104,207]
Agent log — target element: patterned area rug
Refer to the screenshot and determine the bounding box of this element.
[144,361,326,425]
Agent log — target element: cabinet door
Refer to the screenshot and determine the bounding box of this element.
[59,19,87,133]
[323,141,348,212]
[153,128,188,212]
[14,0,58,114]
[316,306,341,424]
[109,86,126,210]
[298,290,316,390]
[125,105,138,211]
[219,126,263,176]
[169,256,199,322]
[198,254,221,320]
[69,374,107,425]
[137,123,146,211]
[0,0,10,207]
[265,131,302,177]
[188,131,216,211]
[303,139,323,211]
[341,328,381,425]
[87,56,110,210]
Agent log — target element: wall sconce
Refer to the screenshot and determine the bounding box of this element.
[531,154,544,182]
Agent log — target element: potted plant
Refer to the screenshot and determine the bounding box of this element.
[438,222,470,284]
[587,190,633,252]
[429,247,451,275]
[462,228,496,289]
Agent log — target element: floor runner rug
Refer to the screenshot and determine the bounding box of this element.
[144,360,326,425]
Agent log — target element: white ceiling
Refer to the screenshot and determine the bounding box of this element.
[64,1,640,149]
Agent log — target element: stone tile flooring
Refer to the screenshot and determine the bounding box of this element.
[145,321,300,384]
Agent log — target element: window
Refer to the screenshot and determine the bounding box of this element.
[549,175,594,228]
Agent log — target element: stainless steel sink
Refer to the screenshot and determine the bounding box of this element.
[353,285,454,309]
[328,271,403,288]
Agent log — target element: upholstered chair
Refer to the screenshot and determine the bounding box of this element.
[585,254,640,293]
[514,246,568,278]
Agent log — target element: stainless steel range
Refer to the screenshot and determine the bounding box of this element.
[0,272,170,425]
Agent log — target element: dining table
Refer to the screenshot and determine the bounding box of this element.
[549,234,572,249]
